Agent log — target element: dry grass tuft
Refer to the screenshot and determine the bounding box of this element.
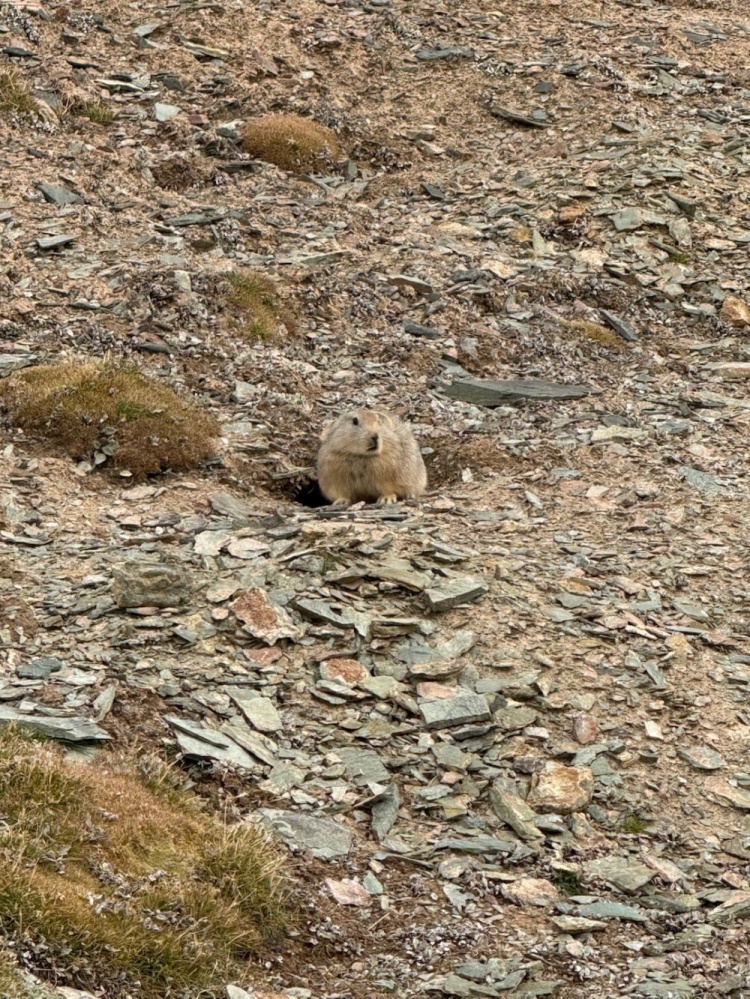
[75,100,115,124]
[0,728,286,998]
[226,269,297,340]
[0,361,219,477]
[241,113,340,173]
[563,319,624,349]
[0,72,36,116]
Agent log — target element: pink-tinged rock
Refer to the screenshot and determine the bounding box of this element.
[720,295,750,327]
[416,681,457,700]
[527,761,594,814]
[319,657,371,686]
[502,877,560,908]
[572,712,599,745]
[230,588,301,644]
[325,878,372,907]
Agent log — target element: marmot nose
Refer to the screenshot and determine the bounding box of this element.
[370,434,379,447]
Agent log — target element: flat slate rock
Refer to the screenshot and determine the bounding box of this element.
[220,722,277,767]
[490,781,544,841]
[419,691,491,729]
[600,309,637,341]
[0,705,110,742]
[154,102,181,121]
[591,425,648,443]
[162,209,237,227]
[441,974,500,996]
[371,783,401,841]
[416,46,474,60]
[165,715,259,770]
[260,808,352,860]
[17,656,64,679]
[36,234,75,250]
[677,465,722,496]
[527,762,594,814]
[677,745,725,770]
[576,901,648,922]
[230,588,302,644]
[550,915,607,933]
[386,273,433,294]
[227,690,283,733]
[260,762,305,794]
[292,597,371,638]
[3,45,37,58]
[425,576,488,612]
[0,352,38,376]
[434,834,517,855]
[209,491,255,521]
[584,856,655,893]
[491,106,549,128]
[404,320,441,339]
[37,182,81,205]
[335,746,390,785]
[707,889,750,925]
[443,377,590,406]
[705,776,750,810]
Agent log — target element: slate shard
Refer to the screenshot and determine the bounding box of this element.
[443,377,590,406]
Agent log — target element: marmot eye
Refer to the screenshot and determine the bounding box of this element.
[352,417,359,426]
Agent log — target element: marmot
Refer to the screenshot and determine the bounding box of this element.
[316,408,428,506]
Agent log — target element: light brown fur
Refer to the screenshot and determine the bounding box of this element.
[316,408,428,505]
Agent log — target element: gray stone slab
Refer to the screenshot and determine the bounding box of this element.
[443,377,590,406]
[425,577,488,612]
[419,691,491,729]
[260,808,352,860]
[0,705,109,742]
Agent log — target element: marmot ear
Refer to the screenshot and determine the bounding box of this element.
[320,421,334,443]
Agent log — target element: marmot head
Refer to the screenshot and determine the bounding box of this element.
[321,409,393,457]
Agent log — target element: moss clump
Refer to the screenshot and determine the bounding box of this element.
[226,269,296,341]
[621,813,650,835]
[668,250,690,265]
[241,113,340,173]
[0,361,219,477]
[0,72,36,116]
[553,869,583,895]
[0,728,285,998]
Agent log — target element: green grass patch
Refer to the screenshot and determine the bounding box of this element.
[226,270,297,341]
[0,361,219,477]
[620,813,650,835]
[553,869,583,895]
[0,728,285,997]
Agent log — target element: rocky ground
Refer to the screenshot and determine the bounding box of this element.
[2,0,750,996]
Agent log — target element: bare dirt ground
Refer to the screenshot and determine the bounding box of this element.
[2,0,750,996]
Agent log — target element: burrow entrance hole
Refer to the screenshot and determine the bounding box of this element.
[291,478,330,508]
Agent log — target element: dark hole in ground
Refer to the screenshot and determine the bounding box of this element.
[293,479,330,507]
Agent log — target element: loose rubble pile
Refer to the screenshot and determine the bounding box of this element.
[1,0,750,996]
